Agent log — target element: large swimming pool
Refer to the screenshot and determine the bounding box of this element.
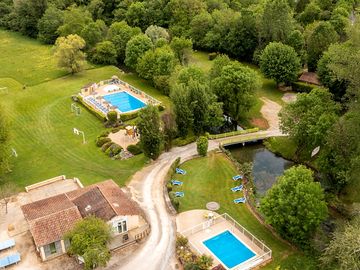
[203,230,256,268]
[103,92,146,113]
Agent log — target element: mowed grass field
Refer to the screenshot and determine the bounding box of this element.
[172,152,317,269]
[0,30,174,187]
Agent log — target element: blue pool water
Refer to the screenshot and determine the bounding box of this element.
[103,92,146,113]
[203,230,256,268]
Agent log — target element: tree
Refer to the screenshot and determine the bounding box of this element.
[145,25,170,44]
[212,61,259,124]
[260,42,301,85]
[196,136,208,156]
[279,88,339,159]
[285,30,306,61]
[92,41,117,65]
[190,11,214,48]
[37,5,64,44]
[80,20,105,50]
[209,54,231,82]
[170,37,193,65]
[306,21,339,71]
[137,105,162,159]
[57,6,93,37]
[261,165,328,246]
[65,216,111,270]
[125,34,153,69]
[107,21,141,63]
[54,35,86,74]
[126,2,147,30]
[321,217,360,270]
[161,111,177,151]
[297,1,321,26]
[260,0,294,44]
[14,0,47,37]
[170,85,192,137]
[0,182,17,214]
[0,106,10,174]
[172,66,206,88]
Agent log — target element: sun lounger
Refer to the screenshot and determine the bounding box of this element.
[176,168,186,175]
[232,175,243,181]
[0,239,15,252]
[0,252,21,268]
[175,192,184,197]
[231,185,243,192]
[233,197,246,204]
[171,180,183,186]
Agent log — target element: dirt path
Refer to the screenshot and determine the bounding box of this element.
[260,97,282,131]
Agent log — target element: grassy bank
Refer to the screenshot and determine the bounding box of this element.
[172,152,317,269]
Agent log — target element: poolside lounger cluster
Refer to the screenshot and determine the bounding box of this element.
[232,175,243,181]
[175,192,184,197]
[234,197,246,204]
[0,252,21,268]
[176,168,186,175]
[231,185,243,192]
[0,239,15,252]
[171,180,183,186]
[85,97,109,114]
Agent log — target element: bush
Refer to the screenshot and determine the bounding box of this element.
[166,182,173,192]
[291,81,317,93]
[120,112,138,122]
[99,130,110,137]
[158,105,165,111]
[208,52,218,60]
[101,142,113,152]
[96,137,111,147]
[111,126,122,133]
[196,136,208,156]
[107,111,118,124]
[108,143,122,157]
[169,193,180,211]
[127,144,143,155]
[176,235,188,248]
[173,136,196,146]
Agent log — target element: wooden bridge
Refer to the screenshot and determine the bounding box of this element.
[215,130,286,147]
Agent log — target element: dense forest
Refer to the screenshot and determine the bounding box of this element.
[1,0,360,268]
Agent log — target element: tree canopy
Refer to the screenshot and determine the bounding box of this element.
[261,165,328,246]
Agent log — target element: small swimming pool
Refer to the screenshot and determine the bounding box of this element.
[103,92,146,113]
[203,230,256,268]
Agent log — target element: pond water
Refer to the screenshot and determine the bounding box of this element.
[226,143,294,196]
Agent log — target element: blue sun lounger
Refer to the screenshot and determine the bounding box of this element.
[171,180,183,186]
[0,252,21,268]
[234,197,246,204]
[232,175,243,181]
[176,168,186,175]
[0,239,15,252]
[175,192,184,197]
[231,185,243,192]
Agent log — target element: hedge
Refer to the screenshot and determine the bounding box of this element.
[76,95,107,122]
[173,136,196,146]
[208,128,259,140]
[120,111,138,122]
[127,144,143,155]
[96,137,111,147]
[291,82,317,93]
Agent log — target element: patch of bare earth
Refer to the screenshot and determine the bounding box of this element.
[259,97,282,131]
[250,118,269,130]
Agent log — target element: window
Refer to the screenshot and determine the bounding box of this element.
[49,242,57,254]
[117,220,127,233]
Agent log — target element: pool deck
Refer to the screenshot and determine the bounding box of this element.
[177,210,271,270]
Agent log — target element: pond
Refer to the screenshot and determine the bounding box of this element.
[226,142,294,196]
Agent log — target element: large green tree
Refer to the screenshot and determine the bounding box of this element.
[92,41,117,65]
[279,88,340,159]
[126,2,147,30]
[37,5,64,44]
[137,105,163,159]
[306,21,339,71]
[107,21,141,63]
[260,42,301,85]
[212,61,259,124]
[54,34,86,74]
[170,37,193,66]
[261,165,328,246]
[125,34,153,69]
[57,6,93,37]
[321,217,360,270]
[65,216,111,270]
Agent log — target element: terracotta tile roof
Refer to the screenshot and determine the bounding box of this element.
[28,207,82,247]
[71,187,116,220]
[21,194,74,221]
[298,72,321,85]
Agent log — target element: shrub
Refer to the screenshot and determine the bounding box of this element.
[107,111,118,124]
[158,105,165,111]
[99,130,110,137]
[208,52,218,60]
[196,136,208,156]
[127,144,143,155]
[176,235,189,248]
[170,196,180,211]
[101,142,113,152]
[166,182,173,192]
[120,112,138,122]
[111,126,122,133]
[96,137,111,147]
[291,81,317,93]
[108,143,122,157]
[173,136,196,146]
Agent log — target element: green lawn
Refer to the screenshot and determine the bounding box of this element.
[172,152,317,269]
